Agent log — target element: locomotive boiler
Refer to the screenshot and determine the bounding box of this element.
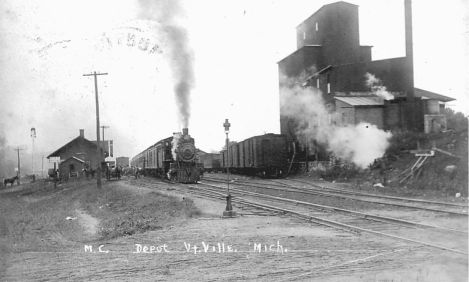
[130,128,200,183]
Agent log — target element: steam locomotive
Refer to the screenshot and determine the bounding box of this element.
[130,128,200,183]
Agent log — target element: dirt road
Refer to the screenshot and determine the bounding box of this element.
[0,179,467,281]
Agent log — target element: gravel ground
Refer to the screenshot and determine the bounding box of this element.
[0,178,467,281]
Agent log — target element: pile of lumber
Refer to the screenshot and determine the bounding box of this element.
[398,155,429,184]
[397,143,460,184]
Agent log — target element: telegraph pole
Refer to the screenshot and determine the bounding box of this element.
[31,128,36,182]
[83,71,108,189]
[14,147,25,185]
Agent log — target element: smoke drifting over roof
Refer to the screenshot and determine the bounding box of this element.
[365,72,394,100]
[280,74,392,169]
[138,0,194,128]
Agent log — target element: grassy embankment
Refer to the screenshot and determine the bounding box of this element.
[384,130,468,196]
[315,129,468,197]
[0,179,200,254]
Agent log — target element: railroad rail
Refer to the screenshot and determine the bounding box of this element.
[288,178,468,208]
[198,181,467,234]
[195,182,467,255]
[202,176,468,216]
[127,177,467,255]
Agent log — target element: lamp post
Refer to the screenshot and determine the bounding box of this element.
[223,119,236,217]
[224,119,231,193]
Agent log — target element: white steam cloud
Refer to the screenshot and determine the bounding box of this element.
[0,134,16,177]
[280,82,392,169]
[365,72,394,100]
[328,123,392,168]
[171,132,181,160]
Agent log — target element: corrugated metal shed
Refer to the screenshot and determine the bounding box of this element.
[334,96,384,106]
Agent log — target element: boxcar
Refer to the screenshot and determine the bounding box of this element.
[199,153,222,173]
[222,134,289,177]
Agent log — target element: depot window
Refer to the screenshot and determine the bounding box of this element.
[316,22,319,31]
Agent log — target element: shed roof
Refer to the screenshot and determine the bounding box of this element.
[335,91,400,97]
[335,96,384,106]
[414,88,455,102]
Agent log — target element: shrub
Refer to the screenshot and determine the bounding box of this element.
[445,108,468,132]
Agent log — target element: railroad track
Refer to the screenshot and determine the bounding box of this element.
[202,176,468,216]
[194,181,468,256]
[199,180,467,234]
[127,177,467,256]
[287,178,468,208]
[203,175,468,210]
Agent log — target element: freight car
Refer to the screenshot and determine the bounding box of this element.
[130,128,200,183]
[222,133,289,178]
[199,153,222,173]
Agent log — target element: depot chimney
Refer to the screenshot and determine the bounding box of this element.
[79,129,84,138]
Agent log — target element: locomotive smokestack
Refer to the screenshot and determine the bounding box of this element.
[182,128,188,136]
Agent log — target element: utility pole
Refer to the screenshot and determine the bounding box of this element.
[31,128,36,182]
[101,125,109,159]
[14,147,25,185]
[83,71,108,189]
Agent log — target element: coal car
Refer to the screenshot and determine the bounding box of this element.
[222,133,289,177]
[130,128,200,183]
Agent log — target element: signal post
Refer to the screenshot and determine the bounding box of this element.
[223,119,236,218]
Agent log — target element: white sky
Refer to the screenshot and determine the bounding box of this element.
[0,0,467,169]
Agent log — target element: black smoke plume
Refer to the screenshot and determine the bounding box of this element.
[138,0,194,127]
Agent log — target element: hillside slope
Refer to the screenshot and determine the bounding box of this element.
[380,129,468,197]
